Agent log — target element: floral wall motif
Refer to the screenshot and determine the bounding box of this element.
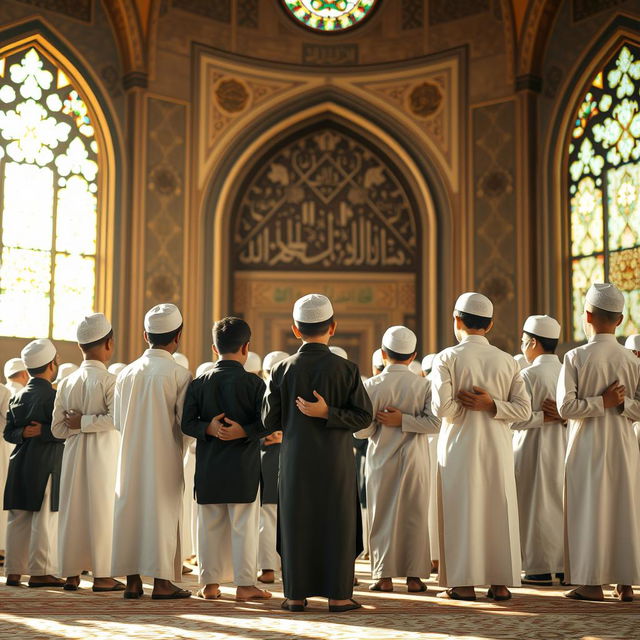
[144,98,186,310]
[233,126,419,271]
[473,100,517,354]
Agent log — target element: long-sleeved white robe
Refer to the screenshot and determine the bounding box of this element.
[355,364,439,579]
[51,360,119,577]
[557,333,640,585]
[511,354,566,575]
[431,335,531,587]
[111,349,192,581]
[0,384,14,548]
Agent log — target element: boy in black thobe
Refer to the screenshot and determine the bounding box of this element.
[182,317,272,602]
[262,294,373,612]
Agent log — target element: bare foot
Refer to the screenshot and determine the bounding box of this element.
[29,575,65,586]
[329,598,353,606]
[431,560,439,574]
[565,585,604,601]
[236,585,272,601]
[369,578,393,592]
[198,583,221,599]
[443,586,475,599]
[153,578,187,597]
[614,584,634,602]
[126,574,143,596]
[258,570,275,584]
[93,577,124,590]
[489,585,511,599]
[407,577,427,592]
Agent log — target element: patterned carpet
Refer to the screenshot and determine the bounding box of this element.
[1,561,639,639]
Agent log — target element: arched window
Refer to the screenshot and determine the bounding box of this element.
[0,45,99,341]
[569,43,640,340]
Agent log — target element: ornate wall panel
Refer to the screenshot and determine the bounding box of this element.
[172,0,231,22]
[472,100,518,354]
[429,0,489,25]
[402,0,424,30]
[572,0,625,21]
[233,127,418,271]
[144,98,186,311]
[13,0,92,21]
[195,47,461,192]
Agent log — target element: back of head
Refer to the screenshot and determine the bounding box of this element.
[55,363,79,384]
[4,357,26,382]
[213,317,251,354]
[382,326,417,362]
[330,346,348,359]
[77,313,113,354]
[195,361,215,377]
[585,283,624,328]
[454,292,493,331]
[245,351,262,373]
[262,351,289,373]
[145,303,183,347]
[293,293,334,338]
[522,314,561,354]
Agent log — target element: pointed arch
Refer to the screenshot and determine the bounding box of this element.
[0,24,121,342]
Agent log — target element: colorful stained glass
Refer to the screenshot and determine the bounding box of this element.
[571,255,605,341]
[569,44,640,338]
[0,46,98,341]
[283,0,377,32]
[570,176,603,256]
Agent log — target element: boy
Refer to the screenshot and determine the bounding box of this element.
[625,334,640,447]
[4,339,64,587]
[558,283,640,602]
[51,313,123,592]
[182,317,272,602]
[111,303,193,599]
[355,326,439,593]
[257,350,289,585]
[512,315,565,586]
[431,292,530,601]
[262,294,373,612]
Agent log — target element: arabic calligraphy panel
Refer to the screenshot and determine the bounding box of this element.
[233,126,419,271]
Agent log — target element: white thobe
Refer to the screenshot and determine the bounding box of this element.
[5,381,24,396]
[181,442,197,559]
[427,436,439,561]
[431,335,531,588]
[511,354,566,575]
[258,503,279,571]
[0,384,14,549]
[111,349,192,581]
[51,361,119,577]
[355,364,439,579]
[557,334,640,585]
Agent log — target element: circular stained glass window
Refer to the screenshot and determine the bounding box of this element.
[282,1,379,32]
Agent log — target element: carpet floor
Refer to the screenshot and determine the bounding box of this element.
[1,561,639,639]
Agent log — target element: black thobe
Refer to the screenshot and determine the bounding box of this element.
[181,360,269,504]
[260,442,280,505]
[3,378,63,511]
[262,342,373,600]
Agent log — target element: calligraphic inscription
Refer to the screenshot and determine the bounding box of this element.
[302,44,358,66]
[234,128,418,271]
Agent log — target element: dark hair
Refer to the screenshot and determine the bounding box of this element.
[213,317,251,354]
[295,316,334,338]
[523,331,558,354]
[8,372,24,380]
[457,311,492,331]
[80,329,114,353]
[383,346,415,362]
[27,361,53,376]
[147,324,183,347]
[373,365,384,375]
[589,305,622,324]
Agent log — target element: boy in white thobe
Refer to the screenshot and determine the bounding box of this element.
[431,292,530,602]
[511,315,566,586]
[356,326,439,593]
[558,284,640,602]
[51,314,122,592]
[111,304,193,599]
[422,353,439,574]
[625,335,640,447]
[257,351,289,585]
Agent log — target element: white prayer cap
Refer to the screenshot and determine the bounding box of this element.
[408,360,423,376]
[144,303,183,333]
[55,363,78,384]
[625,334,640,350]
[382,326,417,355]
[330,346,348,359]
[263,351,289,371]
[372,348,385,370]
[4,358,26,379]
[76,313,111,345]
[454,292,493,318]
[585,283,624,313]
[293,294,334,323]
[196,361,215,377]
[245,351,262,373]
[21,339,56,369]
[422,353,436,372]
[173,352,190,369]
[108,363,126,376]
[523,315,561,340]
[514,354,528,370]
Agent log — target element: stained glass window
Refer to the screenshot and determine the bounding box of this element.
[569,44,640,340]
[282,0,378,32]
[0,46,98,341]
